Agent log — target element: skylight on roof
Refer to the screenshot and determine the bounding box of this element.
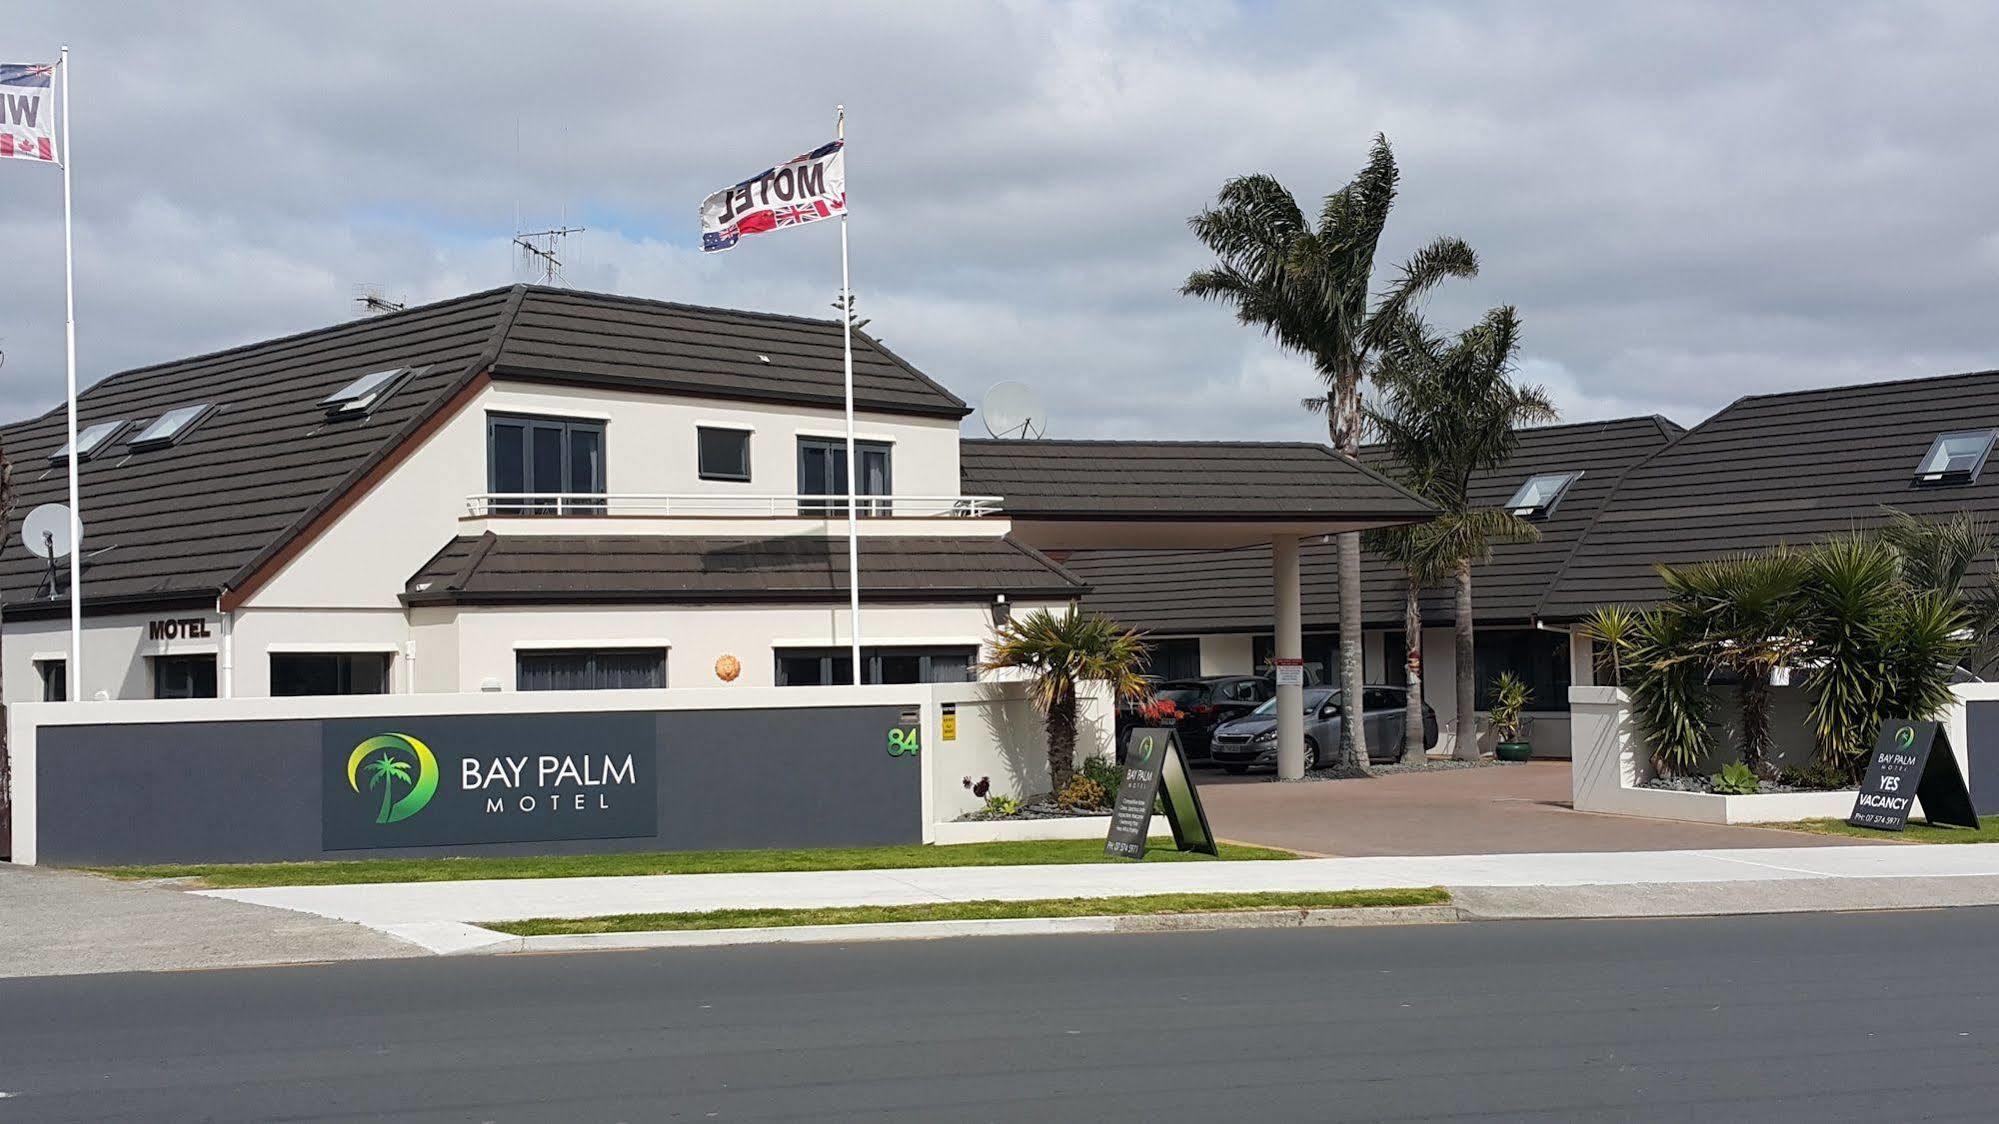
[128,404,215,449]
[50,419,129,462]
[1914,429,1998,486]
[1506,471,1581,519]
[321,366,415,417]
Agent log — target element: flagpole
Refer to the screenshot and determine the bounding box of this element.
[58,45,81,702]
[837,104,863,686]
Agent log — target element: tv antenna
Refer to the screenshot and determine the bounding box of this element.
[514,225,584,286]
[21,502,78,600]
[352,283,406,316]
[980,381,1049,439]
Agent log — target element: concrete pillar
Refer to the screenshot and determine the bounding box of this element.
[1273,533,1304,779]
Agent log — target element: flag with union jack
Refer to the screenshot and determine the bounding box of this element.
[699,140,845,252]
[0,63,57,164]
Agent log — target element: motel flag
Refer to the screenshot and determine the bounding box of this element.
[0,63,57,162]
[699,139,846,253]
[699,115,865,684]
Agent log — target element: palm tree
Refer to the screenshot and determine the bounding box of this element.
[1184,135,1478,771]
[1659,551,1811,776]
[981,607,1153,795]
[364,753,412,823]
[1363,519,1450,762]
[1367,306,1556,758]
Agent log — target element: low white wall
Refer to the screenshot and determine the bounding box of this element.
[926,679,1113,824]
[1570,685,1866,824]
[7,679,1112,864]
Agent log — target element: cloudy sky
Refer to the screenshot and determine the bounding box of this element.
[3,1,1997,441]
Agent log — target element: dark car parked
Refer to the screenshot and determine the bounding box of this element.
[1118,675,1275,760]
[1208,685,1439,772]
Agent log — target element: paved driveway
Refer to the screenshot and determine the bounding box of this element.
[1195,761,1874,856]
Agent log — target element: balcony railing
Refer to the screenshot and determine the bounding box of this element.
[465,493,1004,519]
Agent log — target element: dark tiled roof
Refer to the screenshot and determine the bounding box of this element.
[1537,370,1999,618]
[494,288,968,418]
[0,288,519,613]
[1063,416,1683,633]
[0,286,970,614]
[959,439,1435,520]
[402,533,1086,605]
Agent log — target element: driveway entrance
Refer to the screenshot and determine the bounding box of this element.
[1197,761,1872,856]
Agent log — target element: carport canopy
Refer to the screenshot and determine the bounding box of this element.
[961,439,1435,550]
[962,438,1438,780]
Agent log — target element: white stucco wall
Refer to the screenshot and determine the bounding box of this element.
[2,610,219,704]
[248,378,968,612]
[1198,634,1254,676]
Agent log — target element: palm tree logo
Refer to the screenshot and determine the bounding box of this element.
[344,733,439,824]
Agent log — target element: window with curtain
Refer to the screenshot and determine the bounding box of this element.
[153,655,218,699]
[1473,629,1571,712]
[1147,638,1202,680]
[487,414,606,514]
[774,646,976,686]
[271,653,391,696]
[516,649,667,691]
[797,436,891,516]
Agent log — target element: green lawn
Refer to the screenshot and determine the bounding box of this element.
[486,887,1451,936]
[91,837,1297,889]
[1776,815,1999,844]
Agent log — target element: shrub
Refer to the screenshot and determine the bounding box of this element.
[1710,761,1760,795]
[1055,776,1110,812]
[1080,756,1123,803]
[982,794,1023,818]
[1488,672,1532,742]
[1776,760,1852,790]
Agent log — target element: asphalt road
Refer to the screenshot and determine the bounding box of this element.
[4,909,1998,1122]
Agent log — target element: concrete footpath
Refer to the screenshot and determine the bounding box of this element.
[198,843,1999,953]
[0,863,418,978]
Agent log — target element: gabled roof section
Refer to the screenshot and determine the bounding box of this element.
[0,287,520,613]
[960,439,1435,521]
[1537,369,1999,619]
[401,532,1085,605]
[1062,416,1683,633]
[492,287,969,418]
[0,284,972,614]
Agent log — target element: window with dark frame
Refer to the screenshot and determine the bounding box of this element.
[697,426,752,482]
[128,404,217,450]
[773,646,977,686]
[487,414,607,514]
[797,436,892,516]
[270,652,391,696]
[1147,638,1202,680]
[36,658,65,702]
[516,649,667,691]
[1472,629,1571,714]
[1914,429,1999,486]
[153,654,218,699]
[50,420,129,462]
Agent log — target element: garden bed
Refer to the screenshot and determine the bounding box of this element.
[1640,776,1857,796]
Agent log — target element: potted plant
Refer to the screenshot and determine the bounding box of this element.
[1489,671,1533,761]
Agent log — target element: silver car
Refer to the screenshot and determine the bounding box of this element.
[1207,686,1440,772]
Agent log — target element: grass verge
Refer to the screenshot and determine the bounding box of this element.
[90,838,1297,889]
[484,887,1452,936]
[1775,815,1999,844]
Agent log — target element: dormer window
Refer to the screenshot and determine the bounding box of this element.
[1506,471,1580,520]
[128,404,217,450]
[321,366,418,418]
[1913,429,1998,486]
[50,419,129,462]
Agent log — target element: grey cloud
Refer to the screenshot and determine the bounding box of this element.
[2,0,1996,446]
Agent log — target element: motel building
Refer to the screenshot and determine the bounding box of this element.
[0,285,1431,715]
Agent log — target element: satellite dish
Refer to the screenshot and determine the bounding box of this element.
[22,503,77,560]
[981,381,1049,439]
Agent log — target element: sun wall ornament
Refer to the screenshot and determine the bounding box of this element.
[714,654,741,683]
